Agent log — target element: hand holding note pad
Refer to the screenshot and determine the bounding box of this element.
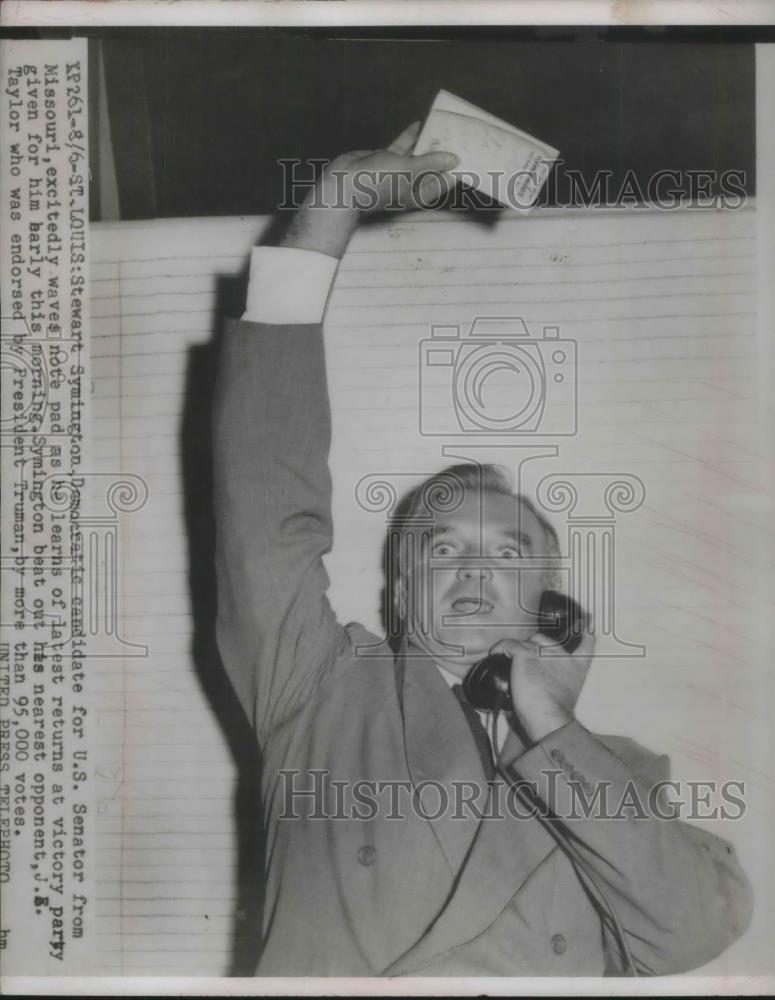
[412,89,559,210]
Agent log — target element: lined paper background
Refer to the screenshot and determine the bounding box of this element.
[88,206,773,976]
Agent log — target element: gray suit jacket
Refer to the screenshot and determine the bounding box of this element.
[212,318,753,976]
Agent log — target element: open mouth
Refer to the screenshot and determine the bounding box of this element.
[451,597,494,615]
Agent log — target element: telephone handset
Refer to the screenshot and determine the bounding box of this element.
[462,590,587,713]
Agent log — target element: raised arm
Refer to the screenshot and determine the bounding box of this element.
[212,126,457,743]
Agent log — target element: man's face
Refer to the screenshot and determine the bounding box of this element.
[403,489,552,677]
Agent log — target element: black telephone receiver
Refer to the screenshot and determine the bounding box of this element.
[462,591,587,713]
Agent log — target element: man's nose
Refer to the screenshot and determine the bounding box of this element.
[456,564,493,582]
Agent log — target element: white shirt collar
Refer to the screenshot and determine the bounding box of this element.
[435,662,464,690]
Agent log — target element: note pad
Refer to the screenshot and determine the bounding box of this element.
[412,89,560,210]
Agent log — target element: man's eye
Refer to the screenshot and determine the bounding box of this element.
[433,543,456,556]
[499,546,522,559]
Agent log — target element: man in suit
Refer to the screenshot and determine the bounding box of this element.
[212,123,753,976]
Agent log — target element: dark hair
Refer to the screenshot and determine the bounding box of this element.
[383,462,562,643]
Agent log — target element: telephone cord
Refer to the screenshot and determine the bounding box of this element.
[492,707,641,977]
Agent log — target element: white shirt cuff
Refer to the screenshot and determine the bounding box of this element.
[242,246,339,324]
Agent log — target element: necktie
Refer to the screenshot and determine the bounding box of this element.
[452,684,495,780]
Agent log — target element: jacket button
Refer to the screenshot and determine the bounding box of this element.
[357,845,377,866]
[551,933,567,955]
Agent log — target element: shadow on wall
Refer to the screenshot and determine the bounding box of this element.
[180,262,266,976]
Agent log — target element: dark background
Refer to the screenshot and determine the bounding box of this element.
[95,29,756,219]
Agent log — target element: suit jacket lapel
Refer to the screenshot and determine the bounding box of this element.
[400,654,485,875]
[388,664,557,975]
